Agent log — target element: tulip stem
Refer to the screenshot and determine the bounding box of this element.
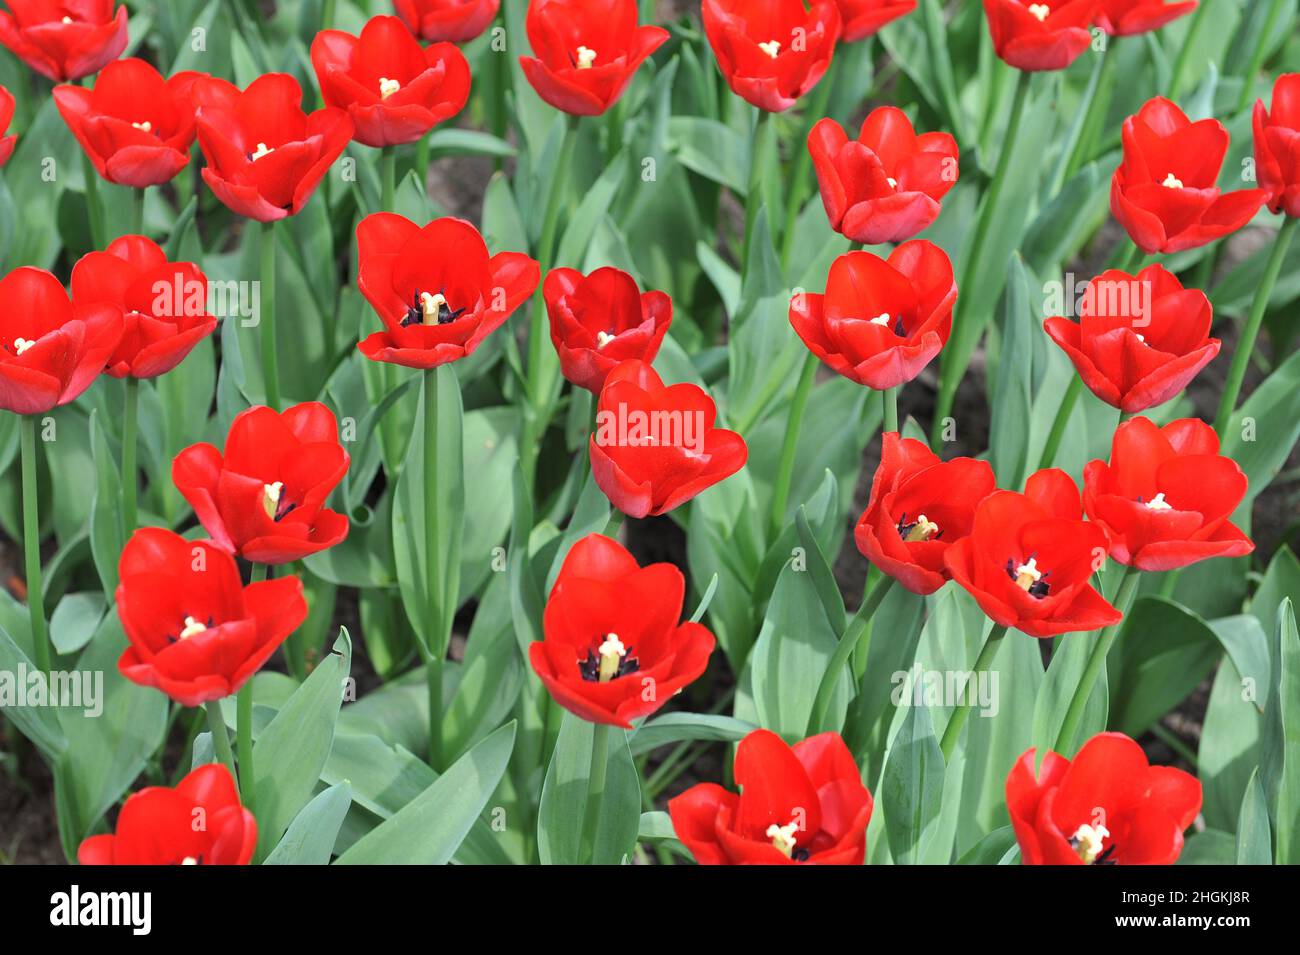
[423,367,445,770]
[236,682,255,815]
[1037,375,1083,473]
[122,376,139,534]
[260,220,280,411]
[1054,566,1141,754]
[938,624,1008,761]
[580,723,611,864]
[931,70,1032,449]
[780,68,835,269]
[1235,0,1286,114]
[322,0,335,27]
[1062,42,1118,185]
[204,700,238,786]
[882,386,898,434]
[1168,0,1209,100]
[381,147,396,212]
[20,415,50,676]
[768,350,819,540]
[1214,216,1296,435]
[806,576,895,737]
[131,186,145,237]
[82,153,106,249]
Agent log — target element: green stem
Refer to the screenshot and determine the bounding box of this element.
[122,376,139,534]
[1234,0,1284,115]
[1037,375,1083,472]
[806,576,895,736]
[381,146,396,212]
[741,106,771,268]
[882,386,898,434]
[322,0,335,25]
[1168,0,1209,100]
[204,700,238,785]
[768,351,818,539]
[20,415,50,675]
[260,220,280,410]
[1062,42,1119,184]
[1214,216,1296,434]
[131,186,146,237]
[1054,567,1141,754]
[520,115,581,490]
[932,71,1032,448]
[780,71,834,269]
[82,152,106,249]
[236,682,254,812]
[938,624,1009,760]
[580,723,611,864]
[422,367,446,769]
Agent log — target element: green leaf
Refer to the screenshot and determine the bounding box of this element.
[665,116,747,193]
[988,255,1034,488]
[1235,769,1271,865]
[264,782,353,866]
[1032,630,1109,757]
[881,701,944,866]
[87,409,123,596]
[628,713,756,757]
[335,722,516,865]
[48,591,105,656]
[1221,349,1300,501]
[537,714,640,865]
[0,623,66,759]
[1262,599,1300,863]
[956,825,1018,865]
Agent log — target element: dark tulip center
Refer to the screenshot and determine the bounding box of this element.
[167,614,214,644]
[1005,555,1050,598]
[896,511,942,542]
[403,288,466,327]
[578,633,640,682]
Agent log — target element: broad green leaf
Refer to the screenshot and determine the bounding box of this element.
[537,714,640,865]
[881,701,944,866]
[265,782,353,866]
[1235,769,1271,865]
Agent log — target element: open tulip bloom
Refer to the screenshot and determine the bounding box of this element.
[2,0,1298,887]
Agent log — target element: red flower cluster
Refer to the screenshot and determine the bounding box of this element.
[529,533,715,728]
[1007,732,1201,864]
[702,0,841,112]
[0,0,128,82]
[78,764,257,865]
[670,729,874,864]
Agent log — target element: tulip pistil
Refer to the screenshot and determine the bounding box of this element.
[1027,3,1050,20]
[379,77,401,99]
[869,312,891,326]
[575,46,597,69]
[12,337,36,355]
[1069,823,1115,865]
[1006,556,1050,598]
[181,856,202,865]
[1161,173,1184,189]
[898,513,940,543]
[578,633,640,682]
[248,142,275,162]
[404,289,467,327]
[168,614,214,644]
[596,331,616,348]
[1143,492,1172,511]
[261,481,298,522]
[766,821,800,859]
[132,120,153,133]
[758,40,781,58]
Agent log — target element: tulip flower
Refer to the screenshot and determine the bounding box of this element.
[53,58,202,188]
[1253,73,1300,219]
[0,266,122,416]
[311,15,471,148]
[669,729,874,864]
[114,528,309,707]
[70,235,217,380]
[835,0,916,42]
[789,241,956,391]
[982,0,1097,72]
[394,0,500,43]
[855,433,997,595]
[78,764,257,865]
[544,266,673,394]
[518,0,668,116]
[1006,732,1201,864]
[1082,416,1252,572]
[589,359,747,519]
[1094,0,1197,36]
[0,0,128,82]
[701,0,841,113]
[0,85,15,167]
[808,106,960,246]
[356,213,540,368]
[1111,97,1268,254]
[528,533,715,728]
[1043,264,1218,413]
[190,73,353,222]
[944,468,1121,638]
[172,403,351,565]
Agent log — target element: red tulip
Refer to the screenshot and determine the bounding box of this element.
[590,359,747,518]
[114,528,308,707]
[78,764,257,865]
[1082,416,1252,572]
[669,729,874,865]
[0,0,128,82]
[702,0,841,113]
[544,266,672,394]
[172,402,351,565]
[356,213,539,368]
[53,58,202,188]
[809,106,959,246]
[0,266,122,415]
[854,432,997,595]
[789,241,955,391]
[394,0,500,43]
[70,235,217,379]
[835,0,916,42]
[528,533,715,728]
[982,0,1096,72]
[944,468,1121,638]
[1253,73,1300,218]
[1007,731,1201,865]
[1112,96,1269,254]
[1094,0,1196,36]
[0,85,16,166]
[1043,264,1218,413]
[312,15,471,149]
[190,74,353,222]
[519,0,668,116]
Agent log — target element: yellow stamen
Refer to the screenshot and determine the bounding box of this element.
[132,120,153,133]
[1071,823,1109,864]
[178,616,207,640]
[904,514,940,543]
[1145,492,1172,511]
[13,337,36,355]
[758,39,781,58]
[766,821,799,858]
[250,142,274,161]
[1161,173,1184,189]
[596,331,616,348]
[576,46,597,69]
[262,481,283,520]
[597,633,625,682]
[379,77,401,99]
[869,313,891,326]
[1027,3,1050,21]
[1014,558,1042,591]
